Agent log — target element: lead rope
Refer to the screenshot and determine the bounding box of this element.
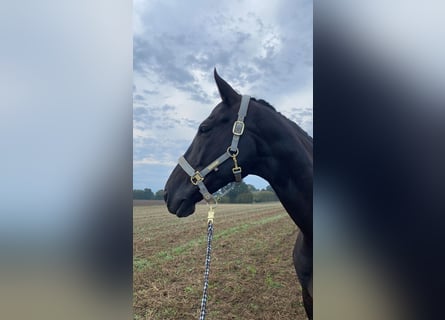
[198,182,238,319]
[199,205,215,320]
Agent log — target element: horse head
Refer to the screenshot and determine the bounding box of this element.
[164,69,258,217]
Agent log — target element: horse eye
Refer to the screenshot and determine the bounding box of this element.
[199,124,211,133]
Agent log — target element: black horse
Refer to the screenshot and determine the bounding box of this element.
[164,69,313,319]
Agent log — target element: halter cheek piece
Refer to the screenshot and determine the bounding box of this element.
[178,95,250,204]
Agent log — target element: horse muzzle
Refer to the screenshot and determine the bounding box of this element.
[164,189,197,217]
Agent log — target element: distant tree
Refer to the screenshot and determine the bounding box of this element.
[154,189,164,200]
[133,188,154,200]
[215,183,235,197]
[236,192,253,203]
[143,188,154,199]
[252,185,278,202]
[218,195,230,203]
[227,182,249,202]
[133,189,144,200]
[215,181,253,203]
[253,191,278,202]
[247,184,257,192]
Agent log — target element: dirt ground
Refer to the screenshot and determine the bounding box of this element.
[133,203,307,320]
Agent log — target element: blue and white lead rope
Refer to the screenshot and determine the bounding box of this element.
[199,220,214,320]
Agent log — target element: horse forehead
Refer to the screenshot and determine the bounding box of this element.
[208,103,225,116]
[207,103,234,121]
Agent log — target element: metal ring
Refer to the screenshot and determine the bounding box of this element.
[226,147,239,157]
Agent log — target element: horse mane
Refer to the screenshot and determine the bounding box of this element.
[251,96,313,146]
[250,97,276,111]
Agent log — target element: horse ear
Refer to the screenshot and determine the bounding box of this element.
[214,68,241,106]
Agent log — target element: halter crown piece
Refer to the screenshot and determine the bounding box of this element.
[178,95,251,204]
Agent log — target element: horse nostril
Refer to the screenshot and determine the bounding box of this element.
[163,190,168,202]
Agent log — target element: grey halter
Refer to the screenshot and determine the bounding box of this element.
[178,95,251,204]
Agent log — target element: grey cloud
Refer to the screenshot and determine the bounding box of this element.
[134,94,145,102]
[134,0,312,98]
[133,106,147,117]
[144,89,159,95]
[133,103,184,134]
[234,31,251,46]
[190,92,213,104]
[134,36,195,86]
[291,108,313,117]
[134,6,259,94]
[176,82,214,104]
[155,123,175,130]
[162,104,175,112]
[287,106,313,136]
[183,118,200,129]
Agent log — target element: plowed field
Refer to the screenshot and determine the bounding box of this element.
[133,202,306,319]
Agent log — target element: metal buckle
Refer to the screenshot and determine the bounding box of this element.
[232,166,242,174]
[207,205,215,223]
[232,120,245,136]
[191,171,203,185]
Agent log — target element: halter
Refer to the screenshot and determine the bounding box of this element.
[178,95,250,204]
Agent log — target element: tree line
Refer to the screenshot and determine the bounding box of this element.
[133,181,278,203]
[133,188,164,200]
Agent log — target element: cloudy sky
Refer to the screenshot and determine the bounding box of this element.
[133,0,312,192]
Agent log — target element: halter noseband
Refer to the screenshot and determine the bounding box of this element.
[178,95,251,204]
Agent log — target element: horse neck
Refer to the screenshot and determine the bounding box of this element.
[248,104,313,238]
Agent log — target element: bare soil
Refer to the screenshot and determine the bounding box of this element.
[133,200,166,206]
[133,203,307,319]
